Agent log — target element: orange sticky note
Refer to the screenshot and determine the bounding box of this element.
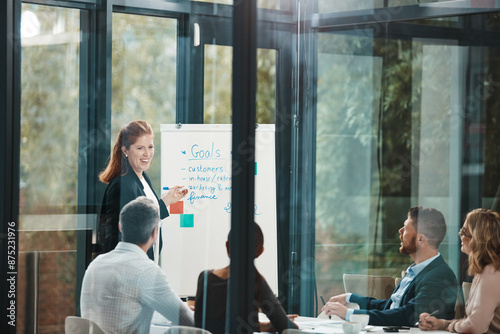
[170,201,184,214]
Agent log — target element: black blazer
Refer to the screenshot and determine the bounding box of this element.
[99,170,169,260]
[350,255,457,326]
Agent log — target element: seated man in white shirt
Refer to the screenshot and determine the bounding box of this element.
[80,196,194,333]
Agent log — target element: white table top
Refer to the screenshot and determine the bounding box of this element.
[149,313,450,334]
[295,316,449,334]
[150,311,171,334]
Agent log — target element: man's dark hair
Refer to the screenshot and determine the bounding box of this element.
[408,206,447,249]
[119,196,159,245]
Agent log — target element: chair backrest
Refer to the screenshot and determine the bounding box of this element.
[343,274,396,300]
[165,326,212,334]
[65,316,105,334]
[462,281,472,303]
[454,285,465,319]
[454,281,473,319]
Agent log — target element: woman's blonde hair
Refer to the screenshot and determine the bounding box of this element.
[466,208,500,276]
[98,120,154,184]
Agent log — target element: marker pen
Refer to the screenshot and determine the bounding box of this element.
[163,186,189,191]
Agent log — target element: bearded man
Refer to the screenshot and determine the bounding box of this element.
[322,206,457,327]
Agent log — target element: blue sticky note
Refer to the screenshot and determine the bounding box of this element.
[180,214,194,228]
[255,162,257,175]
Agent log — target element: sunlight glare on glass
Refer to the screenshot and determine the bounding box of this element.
[21,10,41,38]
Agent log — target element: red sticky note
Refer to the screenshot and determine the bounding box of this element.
[170,201,184,214]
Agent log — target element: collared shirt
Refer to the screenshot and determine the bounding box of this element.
[389,253,440,309]
[81,242,193,334]
[345,253,441,320]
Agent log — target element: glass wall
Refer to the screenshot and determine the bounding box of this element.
[111,12,178,191]
[4,0,500,332]
[315,12,500,302]
[19,4,80,333]
[204,45,276,124]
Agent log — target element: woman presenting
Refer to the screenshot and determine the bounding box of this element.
[98,120,187,261]
[418,208,500,333]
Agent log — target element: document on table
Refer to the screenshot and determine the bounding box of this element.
[295,316,344,333]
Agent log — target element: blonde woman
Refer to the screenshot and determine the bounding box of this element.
[418,209,500,333]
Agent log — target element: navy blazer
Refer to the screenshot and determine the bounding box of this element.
[350,255,457,326]
[99,170,169,260]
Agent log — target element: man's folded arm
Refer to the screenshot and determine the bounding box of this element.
[349,294,413,326]
[349,294,388,310]
[352,303,416,326]
[350,271,457,326]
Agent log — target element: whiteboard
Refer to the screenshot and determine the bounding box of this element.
[160,124,277,297]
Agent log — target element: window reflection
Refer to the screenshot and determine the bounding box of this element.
[204,45,276,124]
[315,14,500,302]
[20,5,80,215]
[19,4,80,333]
[112,13,177,193]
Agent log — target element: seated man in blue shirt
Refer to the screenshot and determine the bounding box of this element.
[322,206,457,327]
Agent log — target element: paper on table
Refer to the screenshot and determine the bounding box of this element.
[317,311,343,321]
[317,311,329,319]
[296,316,342,324]
[303,328,344,334]
[258,313,343,334]
[295,316,343,330]
[296,317,344,334]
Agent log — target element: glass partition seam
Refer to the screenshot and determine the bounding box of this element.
[75,0,112,318]
[274,26,294,312]
[228,0,257,332]
[287,0,318,317]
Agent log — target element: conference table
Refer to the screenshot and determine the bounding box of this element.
[150,313,449,334]
[291,316,449,333]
